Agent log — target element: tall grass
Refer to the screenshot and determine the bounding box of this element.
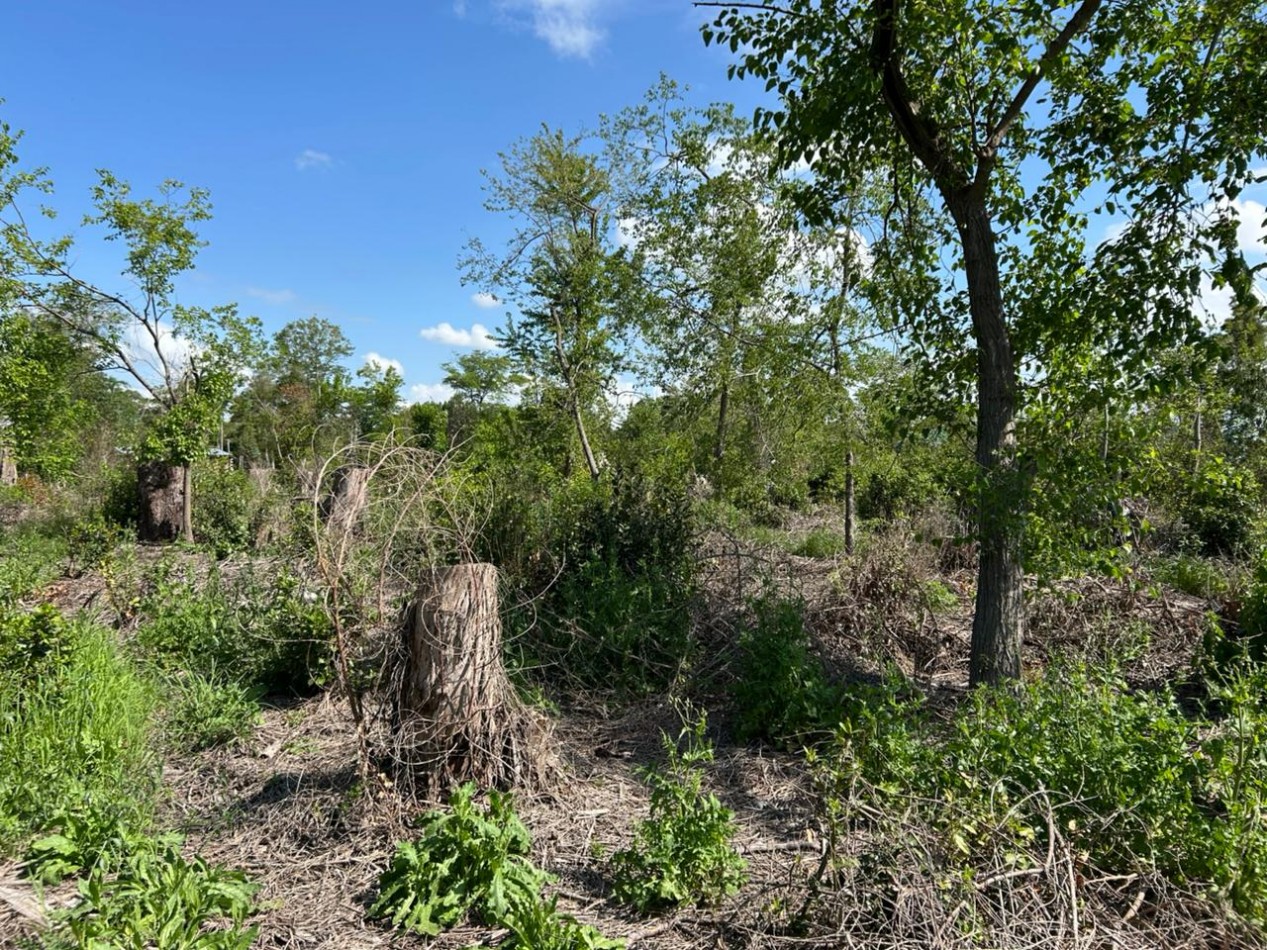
[0,605,158,866]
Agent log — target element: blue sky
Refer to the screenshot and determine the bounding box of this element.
[4,2,1264,405]
[1,0,765,402]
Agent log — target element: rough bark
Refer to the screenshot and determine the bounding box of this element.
[844,448,856,557]
[949,195,1025,687]
[714,379,730,464]
[137,461,186,543]
[320,466,370,536]
[397,563,554,792]
[0,450,16,487]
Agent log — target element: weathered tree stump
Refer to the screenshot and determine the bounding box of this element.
[397,563,554,792]
[137,462,185,543]
[320,466,370,535]
[0,448,17,487]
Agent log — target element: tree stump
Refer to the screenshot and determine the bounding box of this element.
[320,466,370,536]
[137,462,185,543]
[397,563,554,793]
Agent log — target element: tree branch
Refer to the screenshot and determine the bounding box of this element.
[984,0,1105,153]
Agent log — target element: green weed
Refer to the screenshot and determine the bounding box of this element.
[611,715,746,913]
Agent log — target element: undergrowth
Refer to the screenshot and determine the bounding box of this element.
[815,659,1267,927]
[611,715,746,913]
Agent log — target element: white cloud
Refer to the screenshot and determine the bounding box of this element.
[615,216,642,250]
[363,352,404,375]
[295,149,333,171]
[471,292,501,309]
[121,321,198,388]
[453,0,468,14]
[419,321,500,349]
[408,382,455,404]
[1233,198,1267,256]
[504,0,605,58]
[246,286,298,306]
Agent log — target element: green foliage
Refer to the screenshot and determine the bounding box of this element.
[134,564,331,695]
[0,527,67,604]
[822,661,1267,923]
[369,783,548,936]
[500,469,696,693]
[39,843,259,950]
[611,715,746,913]
[191,458,258,556]
[1151,553,1238,599]
[162,669,261,753]
[0,606,157,867]
[790,528,846,559]
[732,598,839,746]
[501,893,625,950]
[1176,459,1261,557]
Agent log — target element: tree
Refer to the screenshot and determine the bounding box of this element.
[441,351,525,409]
[463,128,630,481]
[1,134,262,541]
[707,0,1267,684]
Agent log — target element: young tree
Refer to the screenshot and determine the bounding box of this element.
[1,133,262,541]
[707,0,1267,684]
[463,128,630,480]
[441,351,525,409]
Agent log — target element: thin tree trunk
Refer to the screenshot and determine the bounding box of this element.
[181,464,194,543]
[714,378,730,463]
[1193,405,1203,473]
[951,195,1024,687]
[570,395,601,481]
[844,448,856,556]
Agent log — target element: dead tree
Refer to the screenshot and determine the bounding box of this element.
[397,563,554,792]
[137,462,185,542]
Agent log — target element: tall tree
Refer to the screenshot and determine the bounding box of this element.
[707,0,1267,684]
[463,127,630,481]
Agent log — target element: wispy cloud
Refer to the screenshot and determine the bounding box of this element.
[504,0,606,58]
[409,382,455,404]
[295,148,333,171]
[453,0,468,14]
[419,321,500,349]
[363,352,404,375]
[471,292,501,309]
[246,286,298,306]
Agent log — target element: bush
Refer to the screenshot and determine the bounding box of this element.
[0,606,157,868]
[0,528,68,605]
[732,598,840,746]
[192,458,257,556]
[611,715,746,913]
[505,470,696,693]
[1175,460,1261,557]
[790,527,847,559]
[370,783,548,936]
[821,661,1267,924]
[1151,553,1239,599]
[134,564,331,695]
[162,669,261,753]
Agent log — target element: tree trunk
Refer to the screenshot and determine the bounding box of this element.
[137,461,185,543]
[321,466,370,536]
[397,563,554,792]
[181,464,194,543]
[714,378,730,463]
[0,449,16,487]
[571,397,601,481]
[950,194,1024,687]
[844,448,856,556]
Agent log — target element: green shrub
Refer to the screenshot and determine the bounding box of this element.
[0,529,67,605]
[1153,553,1238,599]
[501,893,624,950]
[790,528,846,559]
[192,458,257,556]
[822,661,1267,924]
[1176,460,1260,557]
[732,598,840,746]
[135,564,331,695]
[611,716,746,913]
[0,606,157,866]
[39,842,259,950]
[370,783,548,936]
